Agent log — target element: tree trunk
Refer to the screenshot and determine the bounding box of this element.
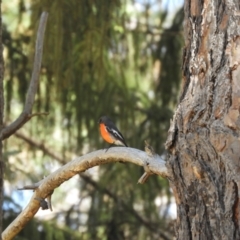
[0,0,4,238]
[166,0,240,239]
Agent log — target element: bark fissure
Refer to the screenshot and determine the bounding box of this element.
[215,1,227,33]
[185,203,193,240]
[232,180,239,229]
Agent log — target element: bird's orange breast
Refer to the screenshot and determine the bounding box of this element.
[99,123,114,144]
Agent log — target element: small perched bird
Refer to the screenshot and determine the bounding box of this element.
[99,116,128,147]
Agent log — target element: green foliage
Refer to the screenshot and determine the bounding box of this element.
[2,0,183,239]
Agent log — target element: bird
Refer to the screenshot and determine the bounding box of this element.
[99,116,128,147]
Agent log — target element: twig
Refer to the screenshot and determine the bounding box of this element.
[2,147,168,240]
[17,180,43,190]
[18,179,54,211]
[46,194,53,211]
[138,141,156,184]
[0,12,49,140]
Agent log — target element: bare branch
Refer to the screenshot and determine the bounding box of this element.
[0,12,48,140]
[14,130,64,163]
[17,180,44,190]
[138,172,154,184]
[29,112,49,118]
[2,147,168,239]
[15,131,170,236]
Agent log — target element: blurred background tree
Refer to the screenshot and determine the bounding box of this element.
[3,0,183,239]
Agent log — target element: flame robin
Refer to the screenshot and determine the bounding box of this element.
[99,116,128,147]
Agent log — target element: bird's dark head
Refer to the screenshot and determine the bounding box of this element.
[99,116,109,124]
[99,117,103,124]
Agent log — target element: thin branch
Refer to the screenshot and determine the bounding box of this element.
[28,112,49,118]
[2,147,168,240]
[14,130,64,163]
[0,12,48,140]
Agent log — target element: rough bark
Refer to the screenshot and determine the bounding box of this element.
[166,0,240,239]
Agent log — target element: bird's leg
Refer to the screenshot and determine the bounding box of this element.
[105,144,114,152]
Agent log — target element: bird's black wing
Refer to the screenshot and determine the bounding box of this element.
[106,125,128,147]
